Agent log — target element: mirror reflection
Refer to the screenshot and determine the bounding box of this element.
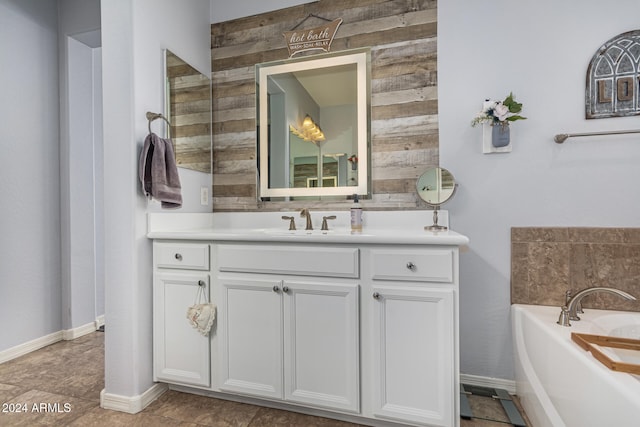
[417,167,457,231]
[417,167,456,205]
[257,48,370,199]
[164,50,212,173]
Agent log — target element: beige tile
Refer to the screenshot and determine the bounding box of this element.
[570,243,640,311]
[511,227,569,243]
[0,383,27,402]
[525,242,570,306]
[0,389,97,426]
[2,331,537,427]
[467,395,509,423]
[248,407,363,427]
[510,242,530,304]
[146,390,259,426]
[461,417,509,427]
[569,227,628,244]
[69,406,199,426]
[512,226,640,313]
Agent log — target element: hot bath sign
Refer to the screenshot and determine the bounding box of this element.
[284,18,342,58]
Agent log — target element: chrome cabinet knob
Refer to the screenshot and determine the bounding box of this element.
[175,253,183,261]
[373,292,381,299]
[406,262,416,271]
[282,286,289,293]
[273,285,280,292]
[198,280,205,287]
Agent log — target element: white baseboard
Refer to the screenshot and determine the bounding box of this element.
[95,315,105,329]
[62,321,99,341]
[0,331,63,364]
[100,383,168,414]
[460,374,516,394]
[1,318,106,364]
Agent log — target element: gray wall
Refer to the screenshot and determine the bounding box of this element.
[0,0,62,352]
[59,0,103,331]
[102,0,211,398]
[439,0,640,380]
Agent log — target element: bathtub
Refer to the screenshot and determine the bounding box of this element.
[512,304,640,427]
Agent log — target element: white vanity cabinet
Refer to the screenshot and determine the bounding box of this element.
[214,243,360,413]
[152,241,211,387]
[365,247,458,427]
[149,221,466,427]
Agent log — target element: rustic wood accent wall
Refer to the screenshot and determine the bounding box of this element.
[167,51,212,173]
[211,0,438,211]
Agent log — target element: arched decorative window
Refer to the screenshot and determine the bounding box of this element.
[586,30,640,119]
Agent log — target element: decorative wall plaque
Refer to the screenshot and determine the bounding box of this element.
[586,30,640,119]
[283,17,342,58]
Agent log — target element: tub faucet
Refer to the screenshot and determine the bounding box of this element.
[558,287,636,327]
[300,208,313,230]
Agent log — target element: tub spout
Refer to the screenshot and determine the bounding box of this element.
[562,287,636,326]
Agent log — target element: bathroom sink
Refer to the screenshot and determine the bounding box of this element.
[261,229,341,236]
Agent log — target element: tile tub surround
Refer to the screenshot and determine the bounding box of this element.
[511,227,640,311]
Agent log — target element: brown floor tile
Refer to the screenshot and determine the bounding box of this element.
[467,394,510,423]
[461,417,510,427]
[146,390,260,426]
[0,383,28,402]
[68,406,199,426]
[0,389,98,426]
[0,331,532,427]
[247,407,364,427]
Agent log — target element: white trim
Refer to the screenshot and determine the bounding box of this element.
[460,373,516,394]
[62,321,100,341]
[100,383,168,414]
[0,319,105,364]
[0,331,63,364]
[95,314,105,329]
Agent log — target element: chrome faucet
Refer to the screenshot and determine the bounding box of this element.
[557,287,636,326]
[300,208,313,230]
[321,215,336,231]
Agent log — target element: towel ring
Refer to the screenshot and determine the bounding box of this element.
[146,111,171,136]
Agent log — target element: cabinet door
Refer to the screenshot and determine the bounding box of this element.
[283,281,360,413]
[371,286,454,427]
[153,272,210,387]
[218,277,284,399]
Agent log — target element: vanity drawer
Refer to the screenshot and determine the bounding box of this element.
[217,244,359,278]
[370,248,454,283]
[155,242,210,271]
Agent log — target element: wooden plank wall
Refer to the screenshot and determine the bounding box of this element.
[211,0,438,211]
[167,51,212,173]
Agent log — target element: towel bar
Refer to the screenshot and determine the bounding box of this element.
[554,129,640,143]
[146,111,171,135]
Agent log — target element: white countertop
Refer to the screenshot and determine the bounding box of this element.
[147,212,469,246]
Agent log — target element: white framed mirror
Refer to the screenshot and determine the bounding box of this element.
[257,48,370,199]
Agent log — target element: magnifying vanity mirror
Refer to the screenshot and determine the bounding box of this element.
[416,167,457,231]
[256,48,370,199]
[164,49,212,173]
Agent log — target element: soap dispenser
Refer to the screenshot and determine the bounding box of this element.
[350,194,363,232]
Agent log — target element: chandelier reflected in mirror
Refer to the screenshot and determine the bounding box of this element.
[290,114,325,144]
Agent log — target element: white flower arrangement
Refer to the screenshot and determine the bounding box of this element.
[471,93,526,127]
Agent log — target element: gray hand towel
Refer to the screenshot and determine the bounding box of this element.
[139,133,182,208]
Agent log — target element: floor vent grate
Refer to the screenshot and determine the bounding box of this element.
[460,384,527,426]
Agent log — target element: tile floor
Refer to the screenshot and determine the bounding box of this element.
[0,332,530,426]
